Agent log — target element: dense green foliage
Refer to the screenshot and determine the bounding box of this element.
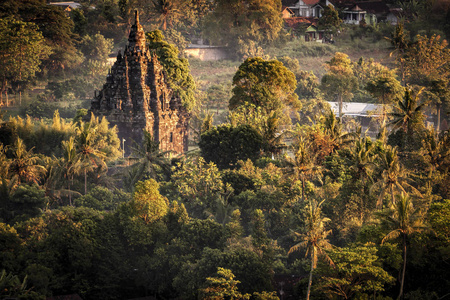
[203,0,283,58]
[1,2,450,300]
[146,30,197,111]
[0,17,50,104]
[199,124,265,169]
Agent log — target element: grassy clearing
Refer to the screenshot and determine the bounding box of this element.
[188,26,394,96]
[188,58,239,90]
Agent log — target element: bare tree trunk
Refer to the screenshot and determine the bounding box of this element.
[68,180,72,206]
[0,79,6,106]
[302,177,305,202]
[338,94,343,118]
[306,249,314,300]
[84,169,87,195]
[398,234,406,300]
[436,103,441,133]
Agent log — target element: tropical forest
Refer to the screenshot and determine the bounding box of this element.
[0,0,450,299]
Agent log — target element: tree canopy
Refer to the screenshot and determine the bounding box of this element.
[203,0,283,58]
[146,30,197,111]
[0,17,50,104]
[229,57,299,116]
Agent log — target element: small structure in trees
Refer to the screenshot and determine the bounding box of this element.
[89,12,190,155]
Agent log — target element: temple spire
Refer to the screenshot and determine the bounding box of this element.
[128,10,146,51]
[135,10,139,25]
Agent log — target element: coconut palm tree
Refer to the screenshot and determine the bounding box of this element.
[151,0,184,30]
[389,87,427,147]
[286,137,322,202]
[420,128,450,175]
[289,199,334,300]
[61,136,82,205]
[371,145,420,208]
[349,136,376,186]
[320,111,356,153]
[125,131,172,188]
[378,193,430,300]
[75,121,107,195]
[8,138,46,186]
[0,144,10,181]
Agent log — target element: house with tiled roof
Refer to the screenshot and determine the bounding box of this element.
[342,1,399,25]
[282,0,335,18]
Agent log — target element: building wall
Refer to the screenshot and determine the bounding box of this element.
[184,47,229,61]
[89,12,189,155]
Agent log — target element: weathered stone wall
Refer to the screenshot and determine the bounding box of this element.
[88,11,189,155]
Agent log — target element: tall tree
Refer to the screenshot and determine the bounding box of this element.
[60,137,80,206]
[314,245,395,299]
[125,131,172,188]
[0,0,81,73]
[371,145,418,208]
[0,17,50,105]
[7,138,46,186]
[403,34,450,131]
[199,124,265,169]
[389,87,427,147]
[74,120,107,195]
[132,179,169,224]
[150,0,186,31]
[366,70,404,133]
[289,199,334,300]
[378,193,430,300]
[318,4,342,32]
[321,53,357,117]
[286,137,321,202]
[146,30,196,111]
[79,33,114,62]
[203,0,283,58]
[348,136,376,187]
[388,22,410,84]
[229,57,300,127]
[403,34,450,86]
[200,267,250,300]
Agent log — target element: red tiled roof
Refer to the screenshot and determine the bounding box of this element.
[284,17,317,29]
[303,0,320,5]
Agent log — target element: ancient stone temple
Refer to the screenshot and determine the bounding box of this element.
[89,12,189,155]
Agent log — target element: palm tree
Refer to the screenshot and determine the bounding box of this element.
[289,199,334,300]
[371,145,420,208]
[262,112,286,156]
[151,0,184,30]
[8,138,46,186]
[125,131,172,188]
[61,136,81,205]
[349,136,375,187]
[320,111,356,153]
[286,137,322,202]
[378,193,430,300]
[420,128,450,175]
[0,144,10,181]
[389,87,427,146]
[365,72,403,133]
[75,121,107,195]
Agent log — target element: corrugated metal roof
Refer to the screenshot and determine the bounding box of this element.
[328,102,383,117]
[49,2,81,9]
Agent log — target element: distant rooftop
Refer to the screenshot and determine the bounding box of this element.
[328,102,383,117]
[48,2,81,9]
